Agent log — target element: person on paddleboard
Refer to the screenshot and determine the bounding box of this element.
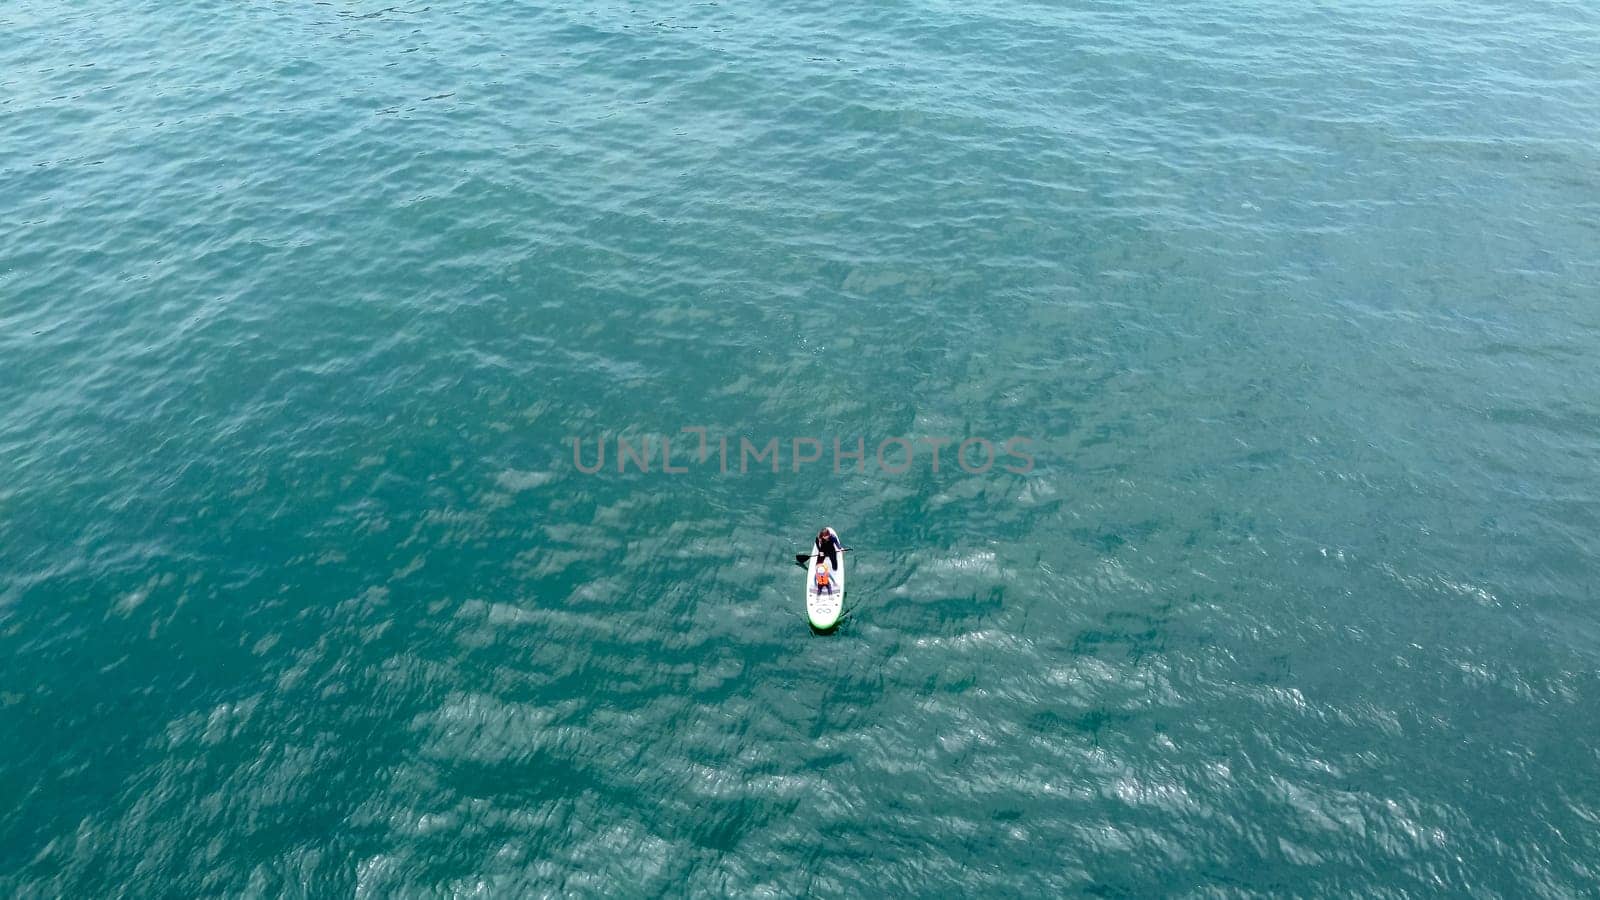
[815,528,842,571]
[815,561,836,594]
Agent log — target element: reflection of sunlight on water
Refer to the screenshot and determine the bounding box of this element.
[494,468,554,492]
[926,550,996,573]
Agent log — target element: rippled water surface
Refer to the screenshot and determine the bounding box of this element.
[5,0,1600,894]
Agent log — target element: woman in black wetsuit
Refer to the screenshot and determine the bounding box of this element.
[815,528,842,571]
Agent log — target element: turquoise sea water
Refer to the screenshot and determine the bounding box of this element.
[5,0,1600,894]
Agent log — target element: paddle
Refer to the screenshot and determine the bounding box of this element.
[794,547,852,567]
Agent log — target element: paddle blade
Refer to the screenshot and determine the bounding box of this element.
[794,554,811,567]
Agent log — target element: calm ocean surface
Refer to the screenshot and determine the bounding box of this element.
[5,0,1600,894]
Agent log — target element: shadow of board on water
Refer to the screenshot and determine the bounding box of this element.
[862,585,1006,634]
[806,669,889,739]
[804,580,1005,635]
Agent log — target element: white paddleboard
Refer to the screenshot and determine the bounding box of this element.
[806,527,844,630]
